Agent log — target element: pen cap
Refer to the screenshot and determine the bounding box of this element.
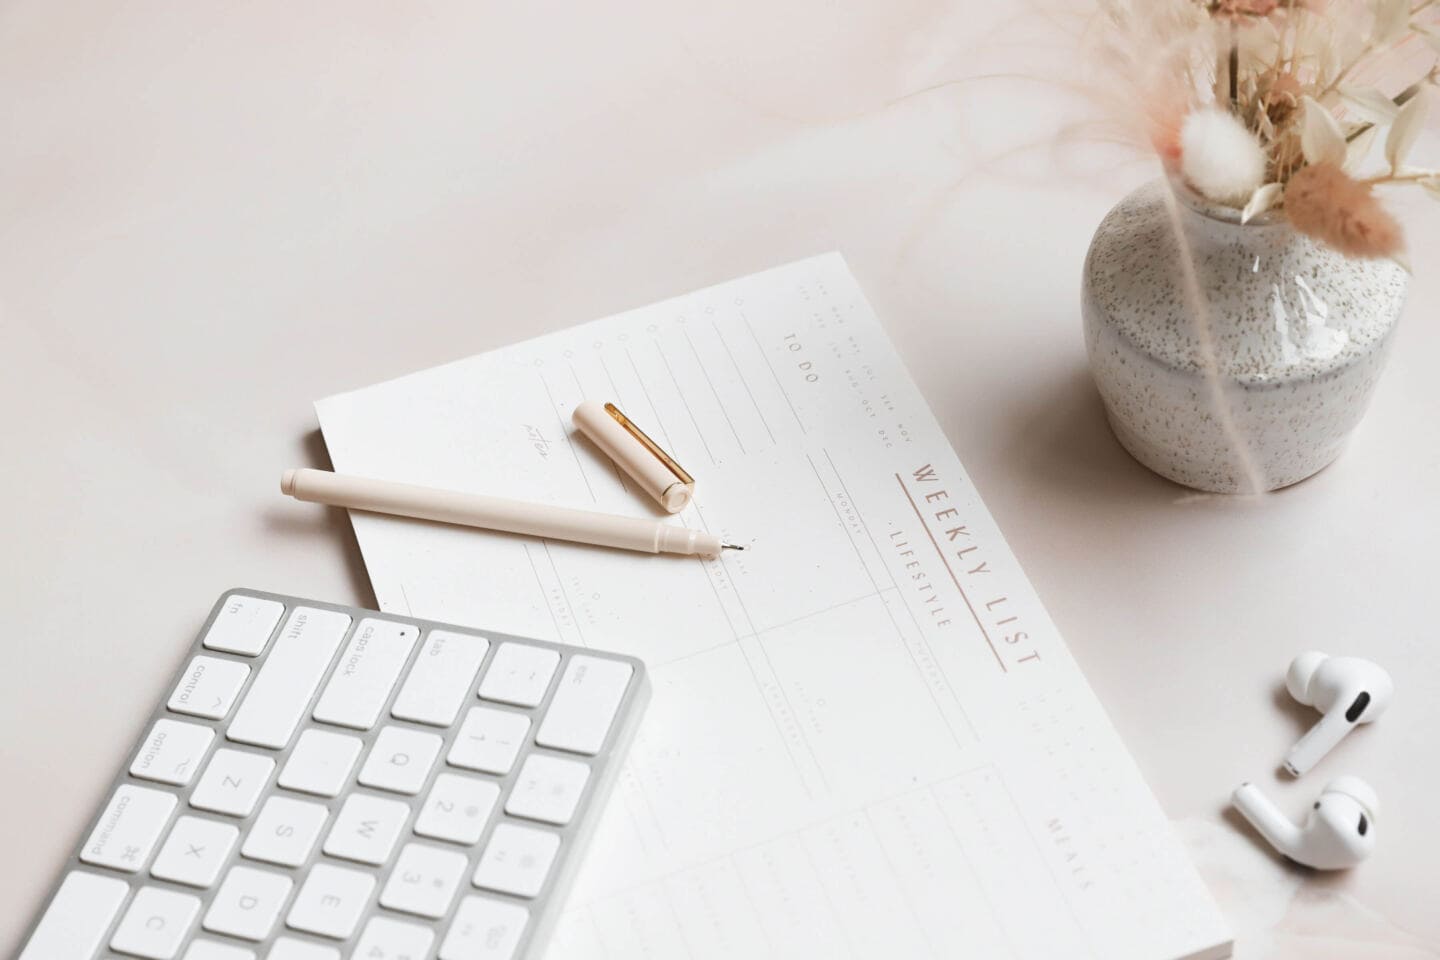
[573,401,694,513]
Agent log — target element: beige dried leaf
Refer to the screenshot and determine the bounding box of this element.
[1338,86,1400,125]
[1385,91,1429,173]
[1301,96,1348,166]
[1345,125,1380,175]
[1242,183,1284,223]
[1371,0,1411,44]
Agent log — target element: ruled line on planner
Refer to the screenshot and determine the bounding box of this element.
[824,450,979,743]
[929,767,1025,960]
[713,320,777,446]
[688,501,820,798]
[680,325,746,455]
[597,353,628,410]
[862,805,942,960]
[740,307,807,435]
[693,498,830,795]
[624,346,679,454]
[523,542,567,645]
[583,760,1002,908]
[538,369,597,503]
[990,768,1102,960]
[654,339,717,466]
[805,453,976,748]
[542,539,588,648]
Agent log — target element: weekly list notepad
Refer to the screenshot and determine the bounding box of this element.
[316,254,1232,960]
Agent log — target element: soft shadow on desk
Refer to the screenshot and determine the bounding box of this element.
[260,429,377,608]
[1220,804,1306,870]
[1007,365,1190,507]
[1218,805,1358,893]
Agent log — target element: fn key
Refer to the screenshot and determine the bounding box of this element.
[534,656,633,755]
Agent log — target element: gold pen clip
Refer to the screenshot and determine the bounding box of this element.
[603,402,693,487]
[572,400,696,512]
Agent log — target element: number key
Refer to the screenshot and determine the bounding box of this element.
[414,773,499,845]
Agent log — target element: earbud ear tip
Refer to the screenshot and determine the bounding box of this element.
[1286,651,1328,703]
[1325,776,1379,819]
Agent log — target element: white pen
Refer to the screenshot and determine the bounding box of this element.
[280,468,744,559]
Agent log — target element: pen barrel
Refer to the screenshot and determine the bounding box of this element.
[283,468,721,557]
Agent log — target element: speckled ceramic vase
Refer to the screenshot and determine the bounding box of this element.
[1082,179,1408,493]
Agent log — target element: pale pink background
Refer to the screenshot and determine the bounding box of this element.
[2,3,1437,957]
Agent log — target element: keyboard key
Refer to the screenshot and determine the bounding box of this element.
[18,870,128,960]
[81,784,177,872]
[109,885,201,959]
[390,630,489,726]
[286,863,374,939]
[312,618,418,730]
[322,793,410,865]
[227,607,352,749]
[414,773,499,845]
[478,642,559,707]
[380,842,468,919]
[353,916,435,960]
[358,726,442,795]
[150,816,239,888]
[202,595,284,656]
[535,655,633,755]
[447,707,530,775]
[439,896,528,960]
[241,796,329,867]
[472,823,560,898]
[130,718,215,786]
[182,941,255,960]
[190,749,275,817]
[269,939,339,960]
[203,866,292,941]
[505,754,590,826]
[167,656,251,720]
[277,729,362,798]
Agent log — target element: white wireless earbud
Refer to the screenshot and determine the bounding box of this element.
[1231,776,1377,869]
[1282,652,1393,777]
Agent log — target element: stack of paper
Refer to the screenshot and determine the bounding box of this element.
[317,253,1231,960]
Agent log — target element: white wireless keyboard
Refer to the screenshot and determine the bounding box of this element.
[18,590,648,960]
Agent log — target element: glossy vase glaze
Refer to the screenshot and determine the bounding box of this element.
[1082,179,1408,493]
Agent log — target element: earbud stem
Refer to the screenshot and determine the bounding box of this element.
[1231,783,1302,855]
[1284,707,1354,777]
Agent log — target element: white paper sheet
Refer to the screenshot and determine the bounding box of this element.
[316,253,1232,960]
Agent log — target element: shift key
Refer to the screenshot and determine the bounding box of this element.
[228,607,351,749]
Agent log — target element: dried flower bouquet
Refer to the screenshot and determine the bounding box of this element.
[1101,0,1438,260]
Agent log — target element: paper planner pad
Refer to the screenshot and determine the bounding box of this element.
[316,253,1231,960]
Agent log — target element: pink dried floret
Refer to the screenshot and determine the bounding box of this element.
[1284,162,1404,258]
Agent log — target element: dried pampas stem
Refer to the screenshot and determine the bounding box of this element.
[1158,181,1267,497]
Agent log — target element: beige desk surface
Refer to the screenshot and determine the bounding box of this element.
[2,3,1437,957]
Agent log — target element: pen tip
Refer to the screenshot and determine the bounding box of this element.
[721,543,746,551]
